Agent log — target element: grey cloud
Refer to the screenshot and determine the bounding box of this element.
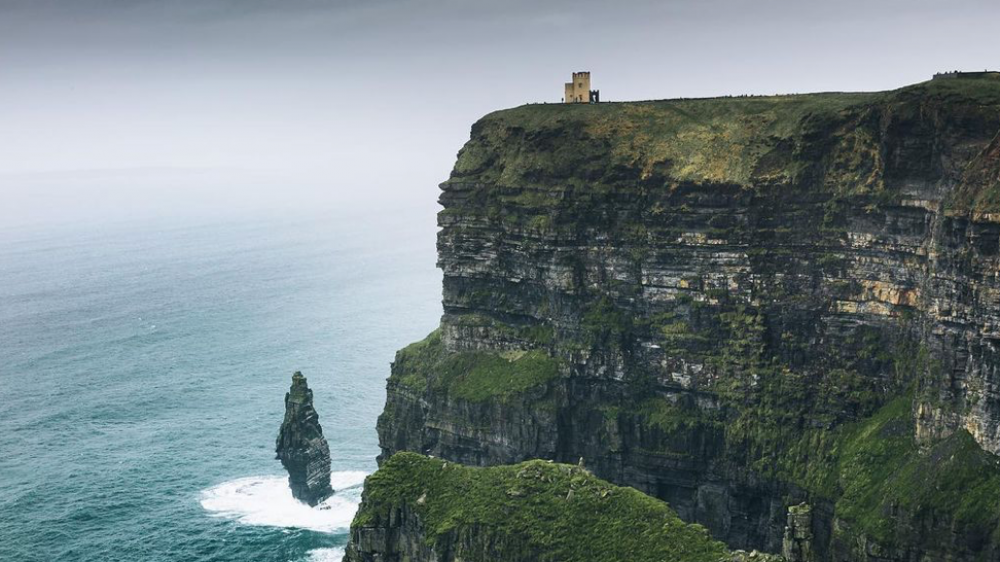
[1,0,998,227]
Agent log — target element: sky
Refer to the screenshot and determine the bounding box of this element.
[1,0,998,229]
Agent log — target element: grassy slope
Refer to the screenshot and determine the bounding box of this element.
[450,76,1000,209]
[354,452,732,562]
[453,92,872,188]
[394,329,561,402]
[774,396,1000,545]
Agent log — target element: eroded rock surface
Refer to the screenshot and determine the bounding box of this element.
[344,453,733,562]
[276,371,333,506]
[377,78,1000,562]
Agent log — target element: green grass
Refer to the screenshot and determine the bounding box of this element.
[901,74,1000,105]
[636,397,712,435]
[632,301,1000,547]
[449,77,1000,209]
[582,296,633,348]
[834,404,1000,545]
[393,329,445,392]
[449,313,557,346]
[354,452,730,562]
[439,350,562,402]
[453,92,875,190]
[767,396,1000,547]
[392,329,563,402]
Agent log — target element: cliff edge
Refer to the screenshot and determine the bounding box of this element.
[374,77,1000,561]
[346,452,784,562]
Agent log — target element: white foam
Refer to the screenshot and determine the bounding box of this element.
[200,471,368,533]
[307,547,346,562]
[328,471,367,490]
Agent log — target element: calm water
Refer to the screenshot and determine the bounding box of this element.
[0,208,441,561]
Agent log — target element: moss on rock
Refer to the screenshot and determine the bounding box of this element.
[350,452,730,562]
[392,329,562,402]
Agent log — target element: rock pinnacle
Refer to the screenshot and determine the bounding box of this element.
[275,371,333,506]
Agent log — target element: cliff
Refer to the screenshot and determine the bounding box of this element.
[346,452,782,562]
[376,77,1000,561]
[276,371,333,506]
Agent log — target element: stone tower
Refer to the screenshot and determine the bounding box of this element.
[564,71,599,103]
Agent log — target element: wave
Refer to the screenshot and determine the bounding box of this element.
[200,471,367,533]
[307,547,346,562]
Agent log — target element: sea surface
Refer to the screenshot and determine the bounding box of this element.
[0,207,441,562]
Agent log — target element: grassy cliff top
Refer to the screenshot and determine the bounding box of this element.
[391,328,561,402]
[354,452,734,562]
[448,77,1000,200]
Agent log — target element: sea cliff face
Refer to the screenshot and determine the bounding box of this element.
[345,452,780,562]
[376,78,1000,561]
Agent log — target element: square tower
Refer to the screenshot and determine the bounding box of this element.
[564,71,591,103]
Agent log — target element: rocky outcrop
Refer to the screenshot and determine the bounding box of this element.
[782,504,814,562]
[275,371,333,506]
[345,452,754,562]
[377,77,1000,562]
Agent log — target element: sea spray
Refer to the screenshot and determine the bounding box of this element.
[200,471,367,533]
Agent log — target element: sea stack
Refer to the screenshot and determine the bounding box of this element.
[275,371,333,506]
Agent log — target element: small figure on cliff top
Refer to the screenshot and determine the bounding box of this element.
[275,371,333,506]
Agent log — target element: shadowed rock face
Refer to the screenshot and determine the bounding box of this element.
[344,452,785,562]
[276,371,333,506]
[376,79,1000,562]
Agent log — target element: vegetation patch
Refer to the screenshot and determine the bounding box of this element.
[392,329,563,402]
[582,296,633,348]
[393,329,445,392]
[451,313,556,346]
[452,92,877,190]
[664,298,1000,548]
[354,452,730,562]
[636,397,713,435]
[438,350,562,402]
[447,77,1000,222]
[833,400,1000,545]
[765,396,1000,547]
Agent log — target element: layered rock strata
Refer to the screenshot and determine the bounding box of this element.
[782,504,814,562]
[376,77,1000,562]
[276,371,333,506]
[345,452,784,562]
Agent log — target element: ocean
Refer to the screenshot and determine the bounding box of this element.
[0,206,441,562]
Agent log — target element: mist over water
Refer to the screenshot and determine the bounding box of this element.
[5,1,999,560]
[0,189,441,561]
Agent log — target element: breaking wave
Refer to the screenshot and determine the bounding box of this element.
[200,471,367,533]
[306,547,346,562]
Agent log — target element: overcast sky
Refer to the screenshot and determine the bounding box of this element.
[1,0,998,228]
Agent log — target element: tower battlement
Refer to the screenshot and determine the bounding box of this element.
[564,71,599,103]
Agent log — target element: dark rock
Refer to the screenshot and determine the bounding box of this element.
[376,78,1000,562]
[276,371,333,506]
[782,503,814,562]
[344,453,734,562]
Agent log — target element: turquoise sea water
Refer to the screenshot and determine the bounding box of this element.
[0,208,441,562]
